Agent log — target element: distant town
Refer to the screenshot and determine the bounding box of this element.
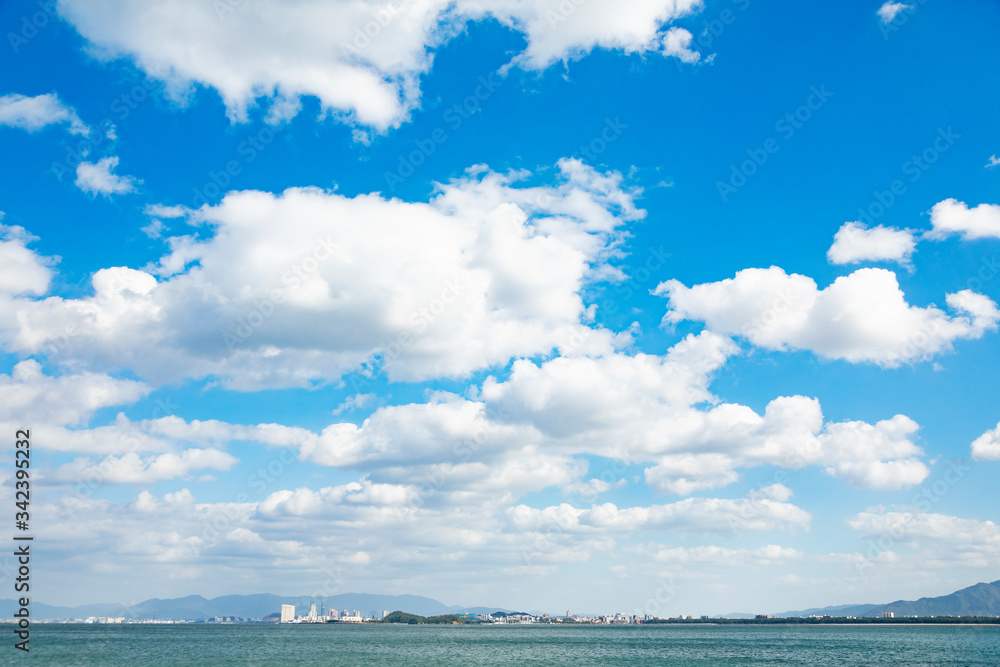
[38,606,1000,626]
[17,579,1000,625]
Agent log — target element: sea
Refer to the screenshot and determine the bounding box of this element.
[4,623,999,665]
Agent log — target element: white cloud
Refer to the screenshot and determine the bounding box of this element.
[291,332,929,494]
[927,198,1000,241]
[877,2,912,23]
[661,27,701,64]
[4,160,642,388]
[971,422,1000,460]
[21,478,812,609]
[826,221,916,267]
[657,266,1000,367]
[141,204,188,238]
[0,224,54,296]
[140,219,166,239]
[57,0,703,129]
[48,449,238,485]
[20,328,928,499]
[0,92,89,135]
[332,392,376,415]
[143,204,189,219]
[652,543,803,566]
[0,360,148,427]
[986,155,1000,169]
[75,156,140,197]
[848,510,1000,551]
[818,416,928,489]
[507,490,811,534]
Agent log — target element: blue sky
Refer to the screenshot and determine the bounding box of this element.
[0,0,998,616]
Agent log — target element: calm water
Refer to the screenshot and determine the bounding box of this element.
[4,623,999,666]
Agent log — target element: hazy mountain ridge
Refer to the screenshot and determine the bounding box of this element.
[774,580,1000,618]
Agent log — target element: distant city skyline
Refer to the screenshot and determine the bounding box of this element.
[1,0,998,616]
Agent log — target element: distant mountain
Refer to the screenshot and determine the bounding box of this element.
[865,580,1000,618]
[0,593,513,621]
[775,580,1000,618]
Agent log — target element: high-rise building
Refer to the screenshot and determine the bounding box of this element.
[280,605,295,623]
[382,610,390,619]
[308,603,318,621]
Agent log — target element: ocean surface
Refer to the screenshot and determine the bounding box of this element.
[4,623,999,665]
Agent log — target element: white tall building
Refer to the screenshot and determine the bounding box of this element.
[307,603,318,621]
[280,605,295,623]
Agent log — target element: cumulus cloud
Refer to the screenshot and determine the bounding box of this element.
[0,223,54,297]
[289,332,929,494]
[0,92,89,135]
[4,160,642,388]
[657,266,1000,367]
[37,413,310,457]
[56,0,703,129]
[0,360,148,427]
[848,510,1000,558]
[827,221,916,267]
[818,416,927,489]
[877,2,912,23]
[19,328,929,499]
[22,478,808,606]
[506,490,811,534]
[927,198,1000,241]
[48,449,238,485]
[971,422,1000,460]
[75,156,140,197]
[660,27,701,64]
[987,155,1000,169]
[140,219,166,239]
[651,543,803,566]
